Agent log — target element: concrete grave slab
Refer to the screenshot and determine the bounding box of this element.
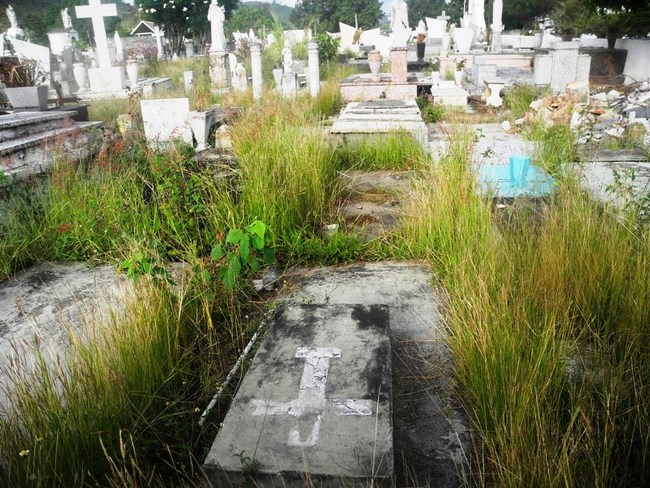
[204,303,393,487]
[0,112,103,181]
[278,263,470,487]
[331,100,428,147]
[571,160,650,207]
[0,263,131,410]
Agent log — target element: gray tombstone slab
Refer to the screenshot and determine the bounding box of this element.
[576,54,591,83]
[140,98,191,149]
[471,62,497,86]
[550,41,580,94]
[534,54,552,86]
[204,303,394,487]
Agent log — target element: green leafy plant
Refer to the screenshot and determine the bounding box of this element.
[118,252,174,285]
[417,95,445,124]
[316,32,339,64]
[210,220,275,291]
[232,449,260,481]
[605,168,650,228]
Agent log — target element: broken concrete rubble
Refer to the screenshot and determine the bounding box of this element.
[523,81,650,148]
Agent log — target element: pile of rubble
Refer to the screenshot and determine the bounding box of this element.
[514,82,650,148]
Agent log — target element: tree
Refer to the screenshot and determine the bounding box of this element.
[0,0,126,47]
[406,0,464,27]
[226,5,275,36]
[551,0,650,48]
[136,0,239,55]
[291,0,382,33]
[501,0,561,30]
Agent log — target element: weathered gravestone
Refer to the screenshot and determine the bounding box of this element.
[204,303,394,487]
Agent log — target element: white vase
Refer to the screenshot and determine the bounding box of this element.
[368,50,382,81]
[533,31,544,49]
[72,62,89,91]
[126,60,139,87]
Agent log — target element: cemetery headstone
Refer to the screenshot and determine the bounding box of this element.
[534,42,591,94]
[391,47,408,83]
[307,38,320,97]
[233,63,247,91]
[153,26,165,60]
[490,0,503,53]
[140,98,192,148]
[251,41,262,100]
[5,5,25,39]
[389,0,411,47]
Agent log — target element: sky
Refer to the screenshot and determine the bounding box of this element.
[245,0,392,16]
[122,0,392,16]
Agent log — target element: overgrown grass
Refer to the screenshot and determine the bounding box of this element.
[0,271,254,486]
[230,95,340,239]
[399,124,650,487]
[2,57,650,488]
[504,83,548,119]
[0,64,351,487]
[335,132,430,172]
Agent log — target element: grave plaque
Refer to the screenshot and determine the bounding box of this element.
[204,303,393,487]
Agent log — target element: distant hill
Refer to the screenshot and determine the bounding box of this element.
[243,1,295,27]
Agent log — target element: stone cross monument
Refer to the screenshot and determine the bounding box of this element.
[75,0,126,96]
[75,0,117,69]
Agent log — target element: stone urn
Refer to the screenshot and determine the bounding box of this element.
[126,59,139,87]
[416,41,426,62]
[72,62,89,91]
[533,31,544,49]
[368,50,382,81]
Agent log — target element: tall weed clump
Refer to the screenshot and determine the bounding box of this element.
[231,96,339,238]
[399,125,650,487]
[0,278,230,487]
[336,132,430,172]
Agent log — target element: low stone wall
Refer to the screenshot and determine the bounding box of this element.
[554,37,650,84]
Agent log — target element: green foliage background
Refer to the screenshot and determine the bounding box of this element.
[291,0,382,32]
[0,0,130,47]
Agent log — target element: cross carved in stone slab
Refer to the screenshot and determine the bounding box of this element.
[75,0,117,69]
[250,347,374,447]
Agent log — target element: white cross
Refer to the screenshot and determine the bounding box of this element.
[438,11,451,22]
[250,347,373,447]
[153,26,165,60]
[75,0,117,69]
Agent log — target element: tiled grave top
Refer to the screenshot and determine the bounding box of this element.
[0,111,69,130]
[331,100,428,145]
[204,303,393,487]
